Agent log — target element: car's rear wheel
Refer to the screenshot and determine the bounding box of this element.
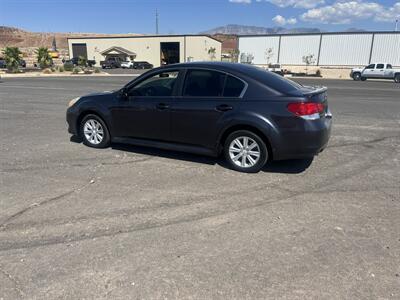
[353,73,361,81]
[80,114,110,148]
[224,130,268,173]
[394,74,400,83]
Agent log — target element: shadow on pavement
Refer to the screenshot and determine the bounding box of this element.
[70,136,313,174]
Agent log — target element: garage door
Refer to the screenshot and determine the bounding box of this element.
[72,43,88,58]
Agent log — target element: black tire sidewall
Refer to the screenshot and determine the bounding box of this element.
[224,130,268,173]
[80,114,110,148]
[361,77,367,81]
[395,75,400,83]
[353,73,361,81]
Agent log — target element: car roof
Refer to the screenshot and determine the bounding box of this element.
[161,61,272,76]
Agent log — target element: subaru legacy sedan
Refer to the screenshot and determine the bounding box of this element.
[67,62,332,173]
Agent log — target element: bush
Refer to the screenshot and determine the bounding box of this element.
[94,68,101,73]
[316,69,322,77]
[42,68,52,74]
[63,63,74,71]
[78,56,87,67]
[84,69,93,74]
[36,47,53,69]
[2,47,22,72]
[72,67,81,74]
[58,66,64,72]
[50,67,56,72]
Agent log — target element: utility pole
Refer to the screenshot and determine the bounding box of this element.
[395,18,398,32]
[156,9,159,35]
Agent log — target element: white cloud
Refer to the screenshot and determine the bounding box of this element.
[267,0,324,9]
[301,1,400,24]
[229,0,324,8]
[272,15,297,25]
[229,0,252,3]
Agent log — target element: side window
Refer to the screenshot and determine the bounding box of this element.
[387,64,392,69]
[223,75,245,97]
[183,70,225,97]
[376,64,384,69]
[129,71,179,97]
[365,64,375,69]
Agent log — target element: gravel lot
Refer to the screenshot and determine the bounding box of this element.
[0,76,399,299]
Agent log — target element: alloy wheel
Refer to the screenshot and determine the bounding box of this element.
[83,119,104,145]
[229,136,261,168]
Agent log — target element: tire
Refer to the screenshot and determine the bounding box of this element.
[80,114,110,148]
[353,73,361,81]
[360,77,367,81]
[394,74,400,83]
[224,130,268,173]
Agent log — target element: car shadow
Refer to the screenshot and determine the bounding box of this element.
[262,158,313,174]
[70,136,313,174]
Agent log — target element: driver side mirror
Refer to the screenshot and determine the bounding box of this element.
[119,88,129,99]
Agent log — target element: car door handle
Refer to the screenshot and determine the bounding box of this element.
[156,103,169,110]
[216,104,233,112]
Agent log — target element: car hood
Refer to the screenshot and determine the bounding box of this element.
[83,90,115,98]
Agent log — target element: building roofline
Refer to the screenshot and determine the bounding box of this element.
[237,31,400,38]
[67,34,222,43]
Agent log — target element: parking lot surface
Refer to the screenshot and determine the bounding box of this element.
[1,76,399,299]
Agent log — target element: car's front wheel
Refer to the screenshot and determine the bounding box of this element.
[80,114,110,148]
[224,130,268,173]
[352,73,361,81]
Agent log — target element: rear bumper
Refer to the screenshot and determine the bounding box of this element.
[272,116,332,161]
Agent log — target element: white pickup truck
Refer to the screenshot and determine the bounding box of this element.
[350,63,400,83]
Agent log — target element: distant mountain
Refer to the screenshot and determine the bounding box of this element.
[0,26,140,49]
[201,24,321,35]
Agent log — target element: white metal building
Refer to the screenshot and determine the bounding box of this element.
[238,32,400,67]
[67,35,222,68]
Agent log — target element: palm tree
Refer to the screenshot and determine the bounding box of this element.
[2,47,22,72]
[36,47,53,69]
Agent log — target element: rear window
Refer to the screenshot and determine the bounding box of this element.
[248,67,303,94]
[183,70,225,97]
[224,75,245,97]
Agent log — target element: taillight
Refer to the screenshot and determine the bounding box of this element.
[287,102,324,120]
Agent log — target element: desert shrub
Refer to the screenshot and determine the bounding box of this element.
[94,68,100,73]
[72,67,81,74]
[58,66,64,72]
[316,69,321,77]
[36,47,53,69]
[42,68,52,74]
[2,47,22,72]
[78,56,87,67]
[84,69,92,74]
[50,67,56,72]
[64,63,74,71]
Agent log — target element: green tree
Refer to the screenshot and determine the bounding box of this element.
[78,56,87,67]
[36,47,53,69]
[2,47,22,72]
[208,47,216,61]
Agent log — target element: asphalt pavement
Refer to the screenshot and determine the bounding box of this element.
[0,76,399,299]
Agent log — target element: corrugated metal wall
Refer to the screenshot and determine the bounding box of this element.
[279,35,320,65]
[370,34,400,66]
[238,32,400,67]
[318,34,373,65]
[239,36,280,65]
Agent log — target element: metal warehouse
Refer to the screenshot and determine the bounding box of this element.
[67,35,222,68]
[238,32,400,67]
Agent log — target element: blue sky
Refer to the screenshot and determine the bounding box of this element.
[1,0,399,33]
